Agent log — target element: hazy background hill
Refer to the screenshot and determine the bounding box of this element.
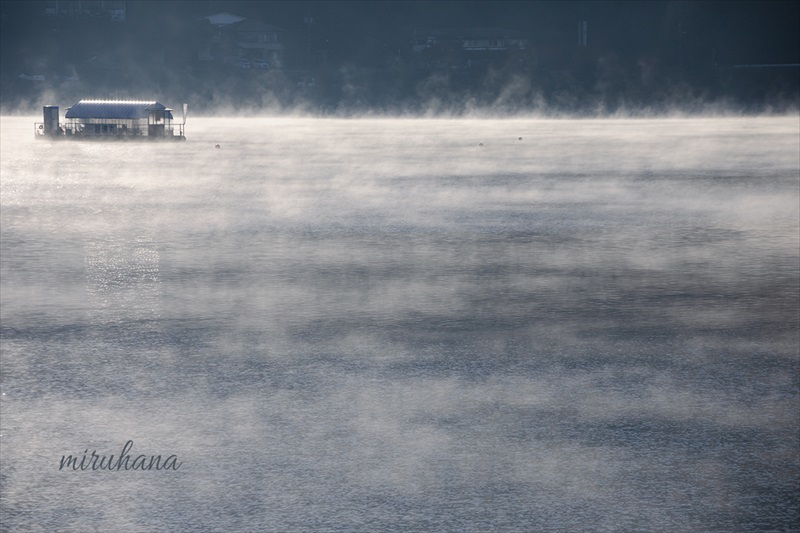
[1,0,798,115]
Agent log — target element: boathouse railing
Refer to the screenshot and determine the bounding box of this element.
[34,121,185,139]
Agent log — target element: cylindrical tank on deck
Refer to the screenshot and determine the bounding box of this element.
[43,105,59,136]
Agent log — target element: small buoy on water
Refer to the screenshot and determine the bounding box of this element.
[215,144,220,149]
[479,142,484,146]
[518,137,523,140]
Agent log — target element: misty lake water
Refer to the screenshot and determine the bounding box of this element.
[1,115,798,532]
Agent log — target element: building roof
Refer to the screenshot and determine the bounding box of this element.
[65,100,173,120]
[204,12,246,26]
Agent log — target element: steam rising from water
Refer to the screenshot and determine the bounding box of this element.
[1,115,798,531]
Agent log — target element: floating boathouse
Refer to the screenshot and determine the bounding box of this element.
[35,100,187,140]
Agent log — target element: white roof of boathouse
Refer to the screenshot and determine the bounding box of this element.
[65,100,173,120]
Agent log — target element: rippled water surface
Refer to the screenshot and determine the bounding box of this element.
[1,115,798,531]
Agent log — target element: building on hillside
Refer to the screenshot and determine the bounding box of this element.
[198,12,245,62]
[412,28,529,69]
[44,0,126,21]
[198,12,287,68]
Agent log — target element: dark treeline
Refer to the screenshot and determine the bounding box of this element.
[1,1,798,115]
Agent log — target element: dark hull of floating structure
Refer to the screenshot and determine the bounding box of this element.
[35,100,187,141]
